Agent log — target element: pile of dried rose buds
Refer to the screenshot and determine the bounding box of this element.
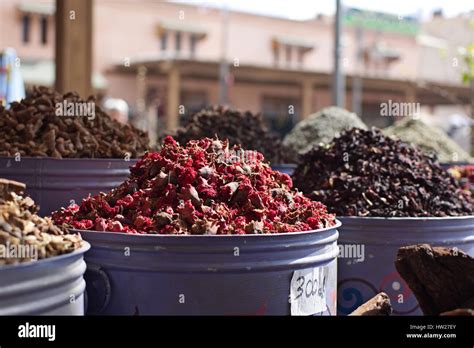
[52,137,335,235]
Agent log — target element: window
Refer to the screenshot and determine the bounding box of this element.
[361,102,393,128]
[190,34,197,58]
[180,90,208,125]
[273,46,279,66]
[160,32,167,51]
[22,14,30,43]
[175,32,182,52]
[297,48,304,67]
[40,16,48,44]
[285,45,292,65]
[261,96,300,136]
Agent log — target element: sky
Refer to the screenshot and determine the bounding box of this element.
[178,0,474,21]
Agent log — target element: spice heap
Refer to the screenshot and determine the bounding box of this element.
[283,106,367,155]
[0,86,149,158]
[384,118,472,163]
[0,178,83,265]
[52,137,335,234]
[165,105,290,164]
[292,128,473,217]
[448,165,474,195]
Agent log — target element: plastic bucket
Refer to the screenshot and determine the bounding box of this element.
[0,157,136,216]
[79,221,340,315]
[336,216,474,316]
[0,242,90,315]
[270,164,297,176]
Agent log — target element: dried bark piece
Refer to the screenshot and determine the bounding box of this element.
[395,244,474,315]
[0,178,82,265]
[349,292,392,316]
[0,178,26,198]
[440,308,474,316]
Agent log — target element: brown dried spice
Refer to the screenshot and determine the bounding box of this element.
[0,178,83,265]
[0,86,149,158]
[163,105,292,164]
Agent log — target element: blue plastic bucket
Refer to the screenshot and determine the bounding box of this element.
[439,162,473,170]
[0,157,136,216]
[0,242,90,315]
[336,216,474,316]
[79,221,340,316]
[270,164,297,176]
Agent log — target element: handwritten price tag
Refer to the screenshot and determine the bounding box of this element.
[290,266,328,316]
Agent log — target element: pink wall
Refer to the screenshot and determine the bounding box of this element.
[0,0,465,119]
[92,1,420,78]
[1,0,423,79]
[0,0,54,60]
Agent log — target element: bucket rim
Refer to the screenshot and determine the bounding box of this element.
[0,241,90,271]
[439,161,474,166]
[0,156,139,162]
[269,163,297,168]
[337,215,474,221]
[73,219,341,239]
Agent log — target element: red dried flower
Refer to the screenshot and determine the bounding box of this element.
[52,137,336,234]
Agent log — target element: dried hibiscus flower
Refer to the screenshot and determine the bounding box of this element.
[52,137,335,235]
[292,128,474,217]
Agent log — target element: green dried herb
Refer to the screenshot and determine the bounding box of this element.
[384,118,472,163]
[283,106,367,155]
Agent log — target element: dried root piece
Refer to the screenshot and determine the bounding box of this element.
[349,292,392,316]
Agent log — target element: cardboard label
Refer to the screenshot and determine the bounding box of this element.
[290,266,328,316]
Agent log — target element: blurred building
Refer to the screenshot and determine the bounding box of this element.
[0,0,472,135]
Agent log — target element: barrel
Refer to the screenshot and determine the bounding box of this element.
[336,216,474,316]
[270,164,297,176]
[0,157,136,216]
[0,242,90,315]
[79,221,340,315]
[439,162,473,170]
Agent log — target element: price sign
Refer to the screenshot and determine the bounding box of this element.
[290,266,328,316]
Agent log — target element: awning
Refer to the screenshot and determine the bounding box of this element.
[416,34,448,49]
[157,20,207,39]
[112,57,473,106]
[18,1,55,16]
[367,43,400,61]
[20,59,108,90]
[272,36,315,52]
